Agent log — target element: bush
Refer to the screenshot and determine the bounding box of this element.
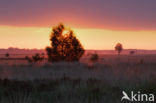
[5,53,10,58]
[25,53,44,63]
[90,53,99,62]
[129,51,135,55]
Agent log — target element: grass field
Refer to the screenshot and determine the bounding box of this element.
[0,54,156,103]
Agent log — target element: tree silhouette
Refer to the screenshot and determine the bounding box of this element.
[5,53,10,58]
[46,23,85,62]
[129,51,135,55]
[115,43,123,55]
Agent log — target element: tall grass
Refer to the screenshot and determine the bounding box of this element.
[0,55,155,103]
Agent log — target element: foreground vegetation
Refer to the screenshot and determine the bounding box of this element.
[0,77,156,103]
[0,55,156,103]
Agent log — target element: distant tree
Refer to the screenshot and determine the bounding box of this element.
[115,43,123,55]
[90,53,99,62]
[5,53,10,58]
[46,23,85,62]
[129,51,135,55]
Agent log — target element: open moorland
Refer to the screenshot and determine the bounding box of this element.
[0,53,156,103]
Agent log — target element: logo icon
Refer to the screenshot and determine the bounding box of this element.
[121,91,131,101]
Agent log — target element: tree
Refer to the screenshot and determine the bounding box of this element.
[46,23,85,62]
[5,53,10,58]
[115,43,123,55]
[129,51,135,55]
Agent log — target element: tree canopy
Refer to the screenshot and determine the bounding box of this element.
[46,23,85,62]
[115,43,123,55]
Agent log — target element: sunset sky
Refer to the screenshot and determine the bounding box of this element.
[0,0,156,50]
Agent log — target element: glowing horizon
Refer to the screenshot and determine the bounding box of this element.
[0,25,156,50]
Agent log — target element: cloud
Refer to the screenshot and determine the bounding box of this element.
[0,0,156,30]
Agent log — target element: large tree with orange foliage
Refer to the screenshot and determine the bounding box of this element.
[46,24,85,62]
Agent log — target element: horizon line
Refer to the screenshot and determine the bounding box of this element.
[1,47,156,51]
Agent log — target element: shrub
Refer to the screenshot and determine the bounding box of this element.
[32,53,44,63]
[5,53,10,58]
[130,51,135,55]
[25,56,33,63]
[90,53,99,62]
[25,53,44,63]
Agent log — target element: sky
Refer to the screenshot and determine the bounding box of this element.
[0,0,156,50]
